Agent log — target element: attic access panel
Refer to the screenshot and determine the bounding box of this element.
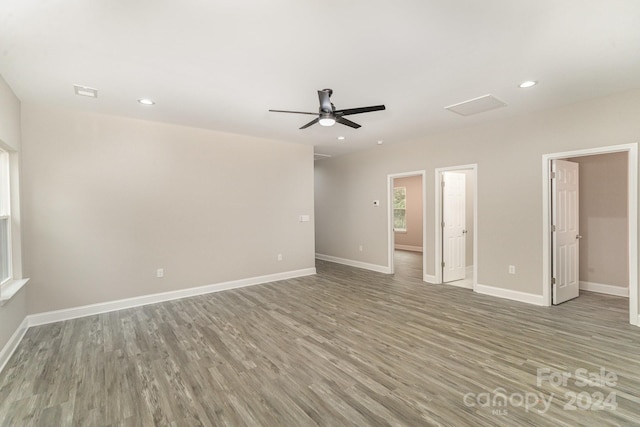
[445,94,507,116]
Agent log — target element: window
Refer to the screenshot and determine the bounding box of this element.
[394,186,406,232]
[0,150,10,285]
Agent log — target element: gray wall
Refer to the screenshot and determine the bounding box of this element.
[315,89,640,302]
[0,75,27,352]
[394,175,423,250]
[0,77,21,149]
[569,153,628,288]
[21,104,316,314]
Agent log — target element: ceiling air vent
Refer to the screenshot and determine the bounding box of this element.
[314,153,332,161]
[445,94,506,116]
[73,85,98,98]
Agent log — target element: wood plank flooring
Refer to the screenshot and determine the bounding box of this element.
[1,252,639,426]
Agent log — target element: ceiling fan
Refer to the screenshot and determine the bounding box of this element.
[269,88,386,129]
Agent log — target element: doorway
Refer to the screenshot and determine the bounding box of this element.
[387,171,426,280]
[542,144,638,325]
[434,164,478,289]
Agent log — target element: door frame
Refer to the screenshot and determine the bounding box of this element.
[541,143,638,326]
[387,170,426,277]
[434,164,478,288]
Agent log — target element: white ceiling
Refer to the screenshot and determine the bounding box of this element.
[1,0,639,157]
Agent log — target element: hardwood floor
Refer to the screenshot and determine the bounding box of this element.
[1,259,639,426]
[393,250,423,281]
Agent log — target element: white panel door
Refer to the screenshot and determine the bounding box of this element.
[552,159,580,304]
[442,172,466,282]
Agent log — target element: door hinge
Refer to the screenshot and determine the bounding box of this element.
[552,277,556,285]
[550,171,556,179]
[441,261,445,268]
[552,225,556,232]
[441,221,445,228]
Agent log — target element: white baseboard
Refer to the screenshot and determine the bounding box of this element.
[424,274,437,283]
[475,283,546,306]
[315,253,391,274]
[424,266,473,285]
[394,245,423,253]
[27,268,316,327]
[579,281,629,297]
[0,316,30,374]
[446,279,473,290]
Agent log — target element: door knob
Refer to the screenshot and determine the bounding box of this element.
[462,229,468,234]
[576,235,583,240]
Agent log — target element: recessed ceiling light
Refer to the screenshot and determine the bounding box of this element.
[519,80,537,88]
[337,136,345,140]
[377,140,383,145]
[73,85,98,98]
[138,98,155,105]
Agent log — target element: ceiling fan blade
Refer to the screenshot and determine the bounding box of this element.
[336,116,361,129]
[335,105,386,116]
[269,109,318,115]
[300,118,319,129]
[318,90,333,113]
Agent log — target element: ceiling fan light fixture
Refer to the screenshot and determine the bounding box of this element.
[319,116,336,127]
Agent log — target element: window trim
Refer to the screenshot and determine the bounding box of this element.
[0,146,28,305]
[0,150,11,286]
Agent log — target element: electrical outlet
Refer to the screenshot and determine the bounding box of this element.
[508,265,516,274]
[277,254,283,261]
[359,245,363,252]
[157,268,164,278]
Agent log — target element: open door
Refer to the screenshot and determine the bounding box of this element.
[442,172,466,282]
[552,159,580,304]
[388,171,426,278]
